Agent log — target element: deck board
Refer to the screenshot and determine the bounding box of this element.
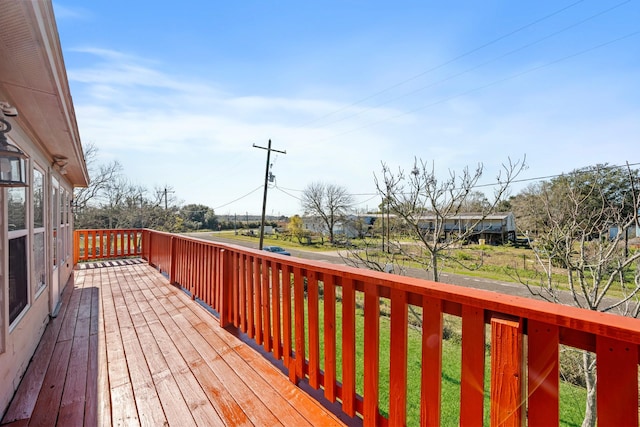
[1,260,346,426]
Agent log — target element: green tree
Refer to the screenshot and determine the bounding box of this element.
[179,204,217,230]
[288,214,309,243]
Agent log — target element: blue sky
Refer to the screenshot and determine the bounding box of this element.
[53,1,640,216]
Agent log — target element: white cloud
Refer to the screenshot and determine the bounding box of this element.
[66,25,640,216]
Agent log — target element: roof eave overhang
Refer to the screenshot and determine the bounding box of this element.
[0,0,88,187]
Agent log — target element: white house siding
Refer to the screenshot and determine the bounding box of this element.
[0,1,87,415]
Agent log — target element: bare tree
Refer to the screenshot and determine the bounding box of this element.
[301,182,354,244]
[73,142,123,211]
[377,157,526,282]
[512,164,640,427]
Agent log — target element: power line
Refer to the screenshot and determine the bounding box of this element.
[213,185,263,210]
[311,29,640,144]
[296,0,588,129]
[277,161,640,199]
[473,161,640,190]
[274,184,302,201]
[310,0,631,131]
[208,161,638,214]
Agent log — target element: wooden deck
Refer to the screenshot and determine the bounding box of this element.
[1,260,347,427]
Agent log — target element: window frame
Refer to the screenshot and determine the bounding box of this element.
[33,165,46,297]
[7,179,30,329]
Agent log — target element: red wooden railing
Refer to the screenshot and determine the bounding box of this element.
[74,229,640,426]
[73,229,143,263]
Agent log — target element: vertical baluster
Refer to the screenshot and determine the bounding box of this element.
[271,262,282,359]
[253,256,262,344]
[90,230,95,260]
[262,260,272,353]
[342,277,356,416]
[207,246,214,309]
[190,241,196,296]
[239,254,247,333]
[211,245,216,308]
[307,271,320,388]
[363,284,380,426]
[323,274,337,403]
[128,229,133,255]
[596,336,639,427]
[247,256,255,339]
[293,267,306,382]
[460,305,485,426]
[420,297,443,426]
[219,248,231,327]
[282,265,293,368]
[232,252,239,326]
[527,320,559,426]
[389,288,408,426]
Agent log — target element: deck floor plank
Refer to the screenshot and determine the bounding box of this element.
[164,286,314,427]
[101,268,139,426]
[118,264,193,427]
[1,260,347,427]
[164,294,284,427]
[135,288,226,427]
[0,279,74,424]
[110,267,168,427]
[142,283,252,427]
[96,269,112,427]
[27,339,73,427]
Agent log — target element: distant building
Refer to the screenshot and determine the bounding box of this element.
[302,214,378,239]
[417,212,516,245]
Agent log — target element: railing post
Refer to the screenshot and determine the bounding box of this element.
[142,229,150,261]
[169,235,176,284]
[219,249,233,328]
[73,230,79,266]
[490,316,524,427]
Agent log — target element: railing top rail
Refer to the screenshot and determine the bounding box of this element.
[75,228,143,232]
[89,229,640,344]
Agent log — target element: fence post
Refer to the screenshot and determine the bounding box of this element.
[219,249,232,328]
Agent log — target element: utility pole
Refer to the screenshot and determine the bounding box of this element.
[253,139,286,249]
[163,187,174,210]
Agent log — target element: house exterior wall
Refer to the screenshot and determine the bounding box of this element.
[0,119,76,415]
[0,1,85,415]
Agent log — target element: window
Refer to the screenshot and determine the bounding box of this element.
[8,187,28,324]
[9,236,28,323]
[33,168,45,291]
[8,187,26,232]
